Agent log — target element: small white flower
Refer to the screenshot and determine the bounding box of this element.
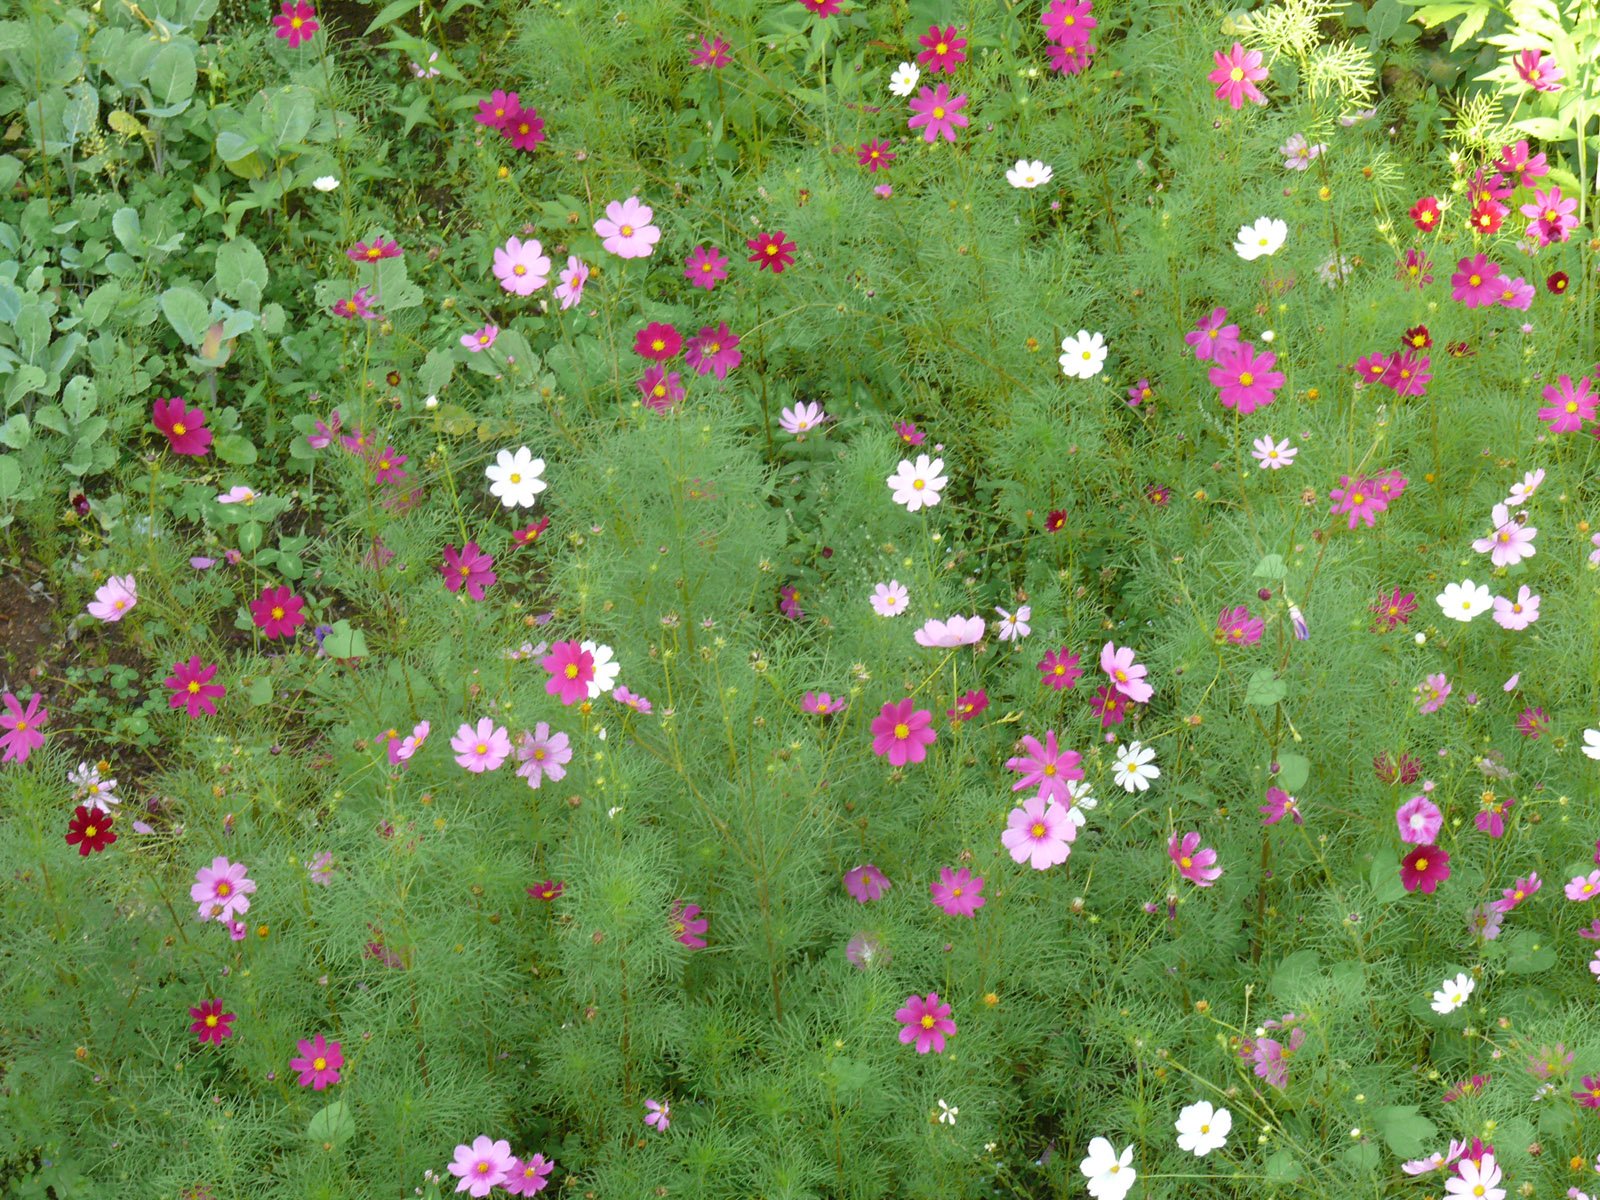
[312,175,340,192]
[1436,580,1492,623]
[887,454,948,512]
[1080,1137,1136,1200]
[424,394,439,409]
[1063,779,1098,828]
[1006,159,1053,189]
[1174,1101,1232,1156]
[995,605,1032,642]
[1431,971,1475,1015]
[485,446,548,508]
[1234,216,1288,260]
[1112,740,1159,793]
[581,640,620,698]
[1250,435,1297,469]
[1059,329,1107,379]
[1504,468,1545,507]
[1259,329,1276,342]
[937,1099,958,1125]
[889,61,921,97]
[1444,1153,1504,1200]
[1582,728,1600,761]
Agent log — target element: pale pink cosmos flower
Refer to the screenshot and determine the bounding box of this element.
[1100,641,1154,703]
[87,574,138,622]
[871,580,909,617]
[1279,133,1325,170]
[462,324,499,352]
[191,856,256,922]
[553,256,589,309]
[1251,435,1297,469]
[448,1136,514,1197]
[493,236,551,295]
[914,615,985,647]
[779,401,827,434]
[1566,870,1600,902]
[995,605,1031,642]
[1472,503,1537,566]
[451,718,511,772]
[644,1099,671,1130]
[1184,307,1240,362]
[1492,586,1539,631]
[1396,794,1443,844]
[1001,795,1075,869]
[594,196,660,259]
[1505,468,1545,506]
[516,722,571,788]
[395,720,430,762]
[1414,672,1451,714]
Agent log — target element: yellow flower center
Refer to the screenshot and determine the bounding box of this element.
[1238,371,1254,386]
[291,15,303,27]
[205,1014,219,1027]
[270,606,285,620]
[620,224,634,236]
[172,421,188,436]
[85,824,98,837]
[912,479,925,490]
[217,882,232,896]
[1180,856,1193,868]
[1229,67,1244,81]
[936,42,948,53]
[932,107,945,119]
[1469,274,1482,286]
[313,1056,327,1071]
[1043,763,1057,776]
[565,664,580,679]
[893,723,910,739]
[509,472,521,483]
[1415,857,1429,871]
[1030,822,1046,838]
[513,264,526,275]
[187,681,201,694]
[920,1014,936,1029]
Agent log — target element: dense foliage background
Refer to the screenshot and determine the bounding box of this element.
[4,0,1600,1196]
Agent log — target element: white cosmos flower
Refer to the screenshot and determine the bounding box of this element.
[995,605,1031,642]
[1112,740,1159,793]
[937,1099,958,1125]
[485,446,548,508]
[1080,1137,1136,1200]
[889,61,921,97]
[1436,579,1492,622]
[312,175,340,192]
[1007,159,1053,189]
[1174,1101,1231,1156]
[1430,971,1475,1015]
[1059,329,1107,379]
[581,640,620,698]
[1063,779,1098,827]
[1505,468,1544,506]
[1444,1154,1504,1200]
[914,615,985,647]
[1234,216,1288,260]
[1584,728,1600,760]
[887,454,947,512]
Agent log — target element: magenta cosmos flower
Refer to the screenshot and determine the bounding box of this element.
[503,1154,555,1196]
[1100,641,1154,703]
[1002,795,1075,869]
[452,719,511,772]
[272,0,318,47]
[165,657,225,717]
[152,396,213,456]
[449,1137,513,1197]
[930,866,986,916]
[684,244,728,291]
[594,196,660,259]
[1038,647,1082,690]
[672,901,708,948]
[541,640,594,705]
[644,1099,671,1130]
[1209,43,1268,108]
[1259,787,1302,826]
[637,366,684,411]
[1006,730,1083,803]
[494,236,551,295]
[1217,605,1264,646]
[691,34,731,68]
[870,698,936,766]
[685,323,742,379]
[289,1033,343,1089]
[895,992,956,1053]
[1514,48,1564,92]
[907,83,970,143]
[347,237,401,264]
[1401,844,1450,893]
[1170,832,1222,887]
[474,89,519,129]
[1450,255,1503,308]
[633,322,682,361]
[500,104,545,151]
[189,998,236,1045]
[917,24,967,73]
[191,855,255,922]
[441,541,496,600]
[1209,342,1283,415]
[250,585,307,640]
[1041,0,1095,42]
[1537,374,1596,434]
[1185,307,1241,362]
[844,863,891,903]
[747,231,797,273]
[0,692,48,764]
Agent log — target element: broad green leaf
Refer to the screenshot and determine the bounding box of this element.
[1252,553,1287,580]
[160,286,209,346]
[147,42,197,107]
[112,207,142,256]
[216,238,268,301]
[322,620,369,660]
[307,1100,355,1148]
[1244,668,1287,706]
[214,434,258,465]
[1274,753,1310,792]
[1513,117,1572,141]
[1372,1105,1436,1157]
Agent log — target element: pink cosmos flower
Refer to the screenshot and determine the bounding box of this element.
[0,692,47,764]
[189,998,235,1045]
[1088,685,1127,727]
[542,641,594,706]
[394,722,430,764]
[638,366,684,411]
[1496,276,1534,310]
[1169,831,1221,887]
[747,231,797,273]
[494,237,551,295]
[554,256,588,309]
[1209,43,1268,109]
[690,34,731,68]
[1041,0,1096,43]
[644,1099,671,1130]
[594,196,660,259]
[191,856,255,922]
[1396,795,1443,844]
[1259,786,1302,826]
[503,1154,555,1196]
[1245,1023,1305,1089]
[870,698,936,766]
[1514,48,1564,92]
[448,1137,513,1197]
[348,237,401,264]
[250,585,307,640]
[907,83,970,143]
[451,719,511,773]
[1005,730,1083,804]
[685,323,742,379]
[947,689,988,722]
[871,580,909,616]
[802,691,848,715]
[917,24,967,73]
[1184,307,1241,362]
[1038,648,1082,690]
[895,992,956,1053]
[1217,605,1264,646]
[1475,793,1514,837]
[1209,342,1283,415]
[441,542,496,600]
[684,245,728,291]
[1496,872,1540,913]
[1328,475,1389,529]
[164,657,226,717]
[516,723,571,788]
[914,614,984,646]
[1537,374,1596,434]
[1002,795,1075,869]
[272,0,318,47]
[1383,351,1432,397]
[1493,586,1540,630]
[633,322,682,362]
[1566,870,1600,902]
[152,396,213,456]
[1473,503,1537,566]
[844,864,891,903]
[796,0,841,14]
[1450,255,1503,308]
[930,866,986,916]
[671,902,707,948]
[1522,186,1578,245]
[474,89,519,129]
[500,105,545,150]
[1401,844,1450,893]
[1100,641,1154,703]
[1414,672,1451,714]
[330,287,376,319]
[1397,248,1433,288]
[857,139,895,172]
[1046,38,1095,73]
[461,324,499,352]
